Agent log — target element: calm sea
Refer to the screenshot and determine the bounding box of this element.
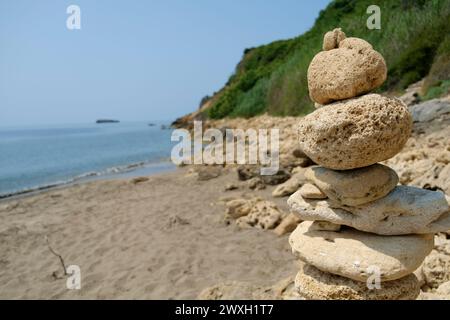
[0,122,176,198]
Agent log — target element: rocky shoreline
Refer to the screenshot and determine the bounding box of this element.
[0,88,449,299]
[196,31,450,298]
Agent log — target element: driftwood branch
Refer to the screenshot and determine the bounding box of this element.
[45,235,68,276]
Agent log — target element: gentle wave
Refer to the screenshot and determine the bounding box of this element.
[0,157,172,200]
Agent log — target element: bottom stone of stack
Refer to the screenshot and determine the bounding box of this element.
[295,264,420,300]
[289,221,434,282]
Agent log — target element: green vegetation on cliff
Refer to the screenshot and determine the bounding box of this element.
[206,0,450,119]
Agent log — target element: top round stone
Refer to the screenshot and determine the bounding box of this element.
[308,32,387,105]
[322,28,346,51]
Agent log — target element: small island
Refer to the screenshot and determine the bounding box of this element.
[96,119,120,124]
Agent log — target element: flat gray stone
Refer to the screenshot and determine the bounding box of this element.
[288,186,450,235]
[305,164,398,206]
[410,99,450,122]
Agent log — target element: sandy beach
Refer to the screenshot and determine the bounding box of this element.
[0,165,298,299]
[1,96,449,300]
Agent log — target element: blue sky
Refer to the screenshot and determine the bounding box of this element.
[0,0,331,126]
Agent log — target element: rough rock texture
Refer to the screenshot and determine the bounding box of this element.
[323,28,346,51]
[273,213,301,236]
[436,280,450,295]
[298,94,412,170]
[416,233,450,294]
[305,164,398,206]
[384,111,450,195]
[197,166,222,181]
[422,250,450,289]
[288,186,450,235]
[418,291,450,300]
[236,200,285,230]
[272,171,308,197]
[247,177,266,190]
[299,183,327,199]
[225,198,255,219]
[224,183,239,191]
[289,222,434,282]
[295,264,420,300]
[308,41,387,104]
[262,169,291,185]
[339,37,373,51]
[205,103,449,196]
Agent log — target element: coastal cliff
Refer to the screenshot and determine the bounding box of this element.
[173,0,450,128]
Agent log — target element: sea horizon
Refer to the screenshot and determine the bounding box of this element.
[0,120,176,198]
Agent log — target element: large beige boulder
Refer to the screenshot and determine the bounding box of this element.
[305,164,398,206]
[288,186,450,235]
[308,37,387,104]
[298,94,412,170]
[295,264,420,300]
[289,222,434,282]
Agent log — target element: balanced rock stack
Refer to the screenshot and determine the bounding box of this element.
[288,29,450,300]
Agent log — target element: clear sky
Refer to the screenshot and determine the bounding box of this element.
[0,0,331,126]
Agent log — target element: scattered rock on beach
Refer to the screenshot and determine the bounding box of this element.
[422,249,450,289]
[237,165,290,185]
[197,166,222,181]
[261,169,291,186]
[247,177,266,190]
[237,165,259,181]
[131,177,149,184]
[225,198,255,219]
[224,183,239,191]
[273,213,301,236]
[272,171,307,198]
[235,200,285,230]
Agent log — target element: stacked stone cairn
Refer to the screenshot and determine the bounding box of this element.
[288,29,450,300]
